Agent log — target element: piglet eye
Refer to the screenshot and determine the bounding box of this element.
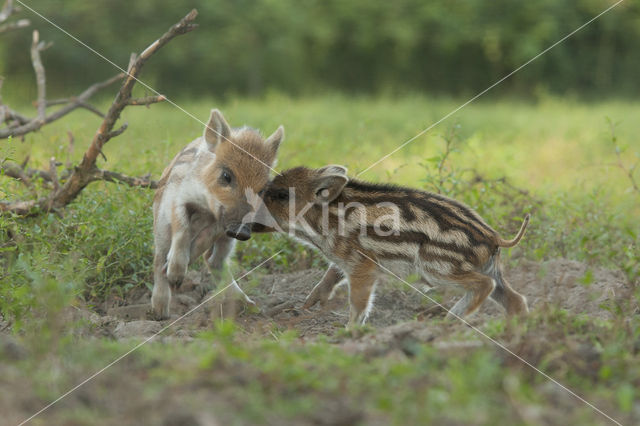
[277,190,289,201]
[221,170,232,184]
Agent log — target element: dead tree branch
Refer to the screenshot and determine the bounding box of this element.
[127,95,166,106]
[0,9,197,215]
[30,30,46,121]
[0,0,29,34]
[45,98,105,118]
[0,73,124,138]
[0,17,28,33]
[0,161,33,186]
[90,169,157,189]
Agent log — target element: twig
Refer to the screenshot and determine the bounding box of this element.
[30,30,46,121]
[106,123,128,139]
[0,17,28,33]
[0,161,32,187]
[126,95,166,106]
[0,159,61,185]
[45,98,105,118]
[0,0,15,22]
[0,73,124,138]
[0,0,29,33]
[48,156,59,191]
[0,198,40,215]
[89,169,157,189]
[1,107,30,126]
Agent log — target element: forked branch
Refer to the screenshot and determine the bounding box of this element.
[1,9,198,215]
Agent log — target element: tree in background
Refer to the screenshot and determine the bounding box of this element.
[1,0,638,99]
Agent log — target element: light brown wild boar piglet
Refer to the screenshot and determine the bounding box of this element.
[257,165,529,328]
[151,109,283,319]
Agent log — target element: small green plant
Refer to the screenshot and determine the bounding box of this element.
[0,250,83,355]
[421,123,467,196]
[605,117,639,197]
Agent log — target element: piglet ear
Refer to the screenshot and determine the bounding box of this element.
[264,125,284,158]
[204,109,231,151]
[317,165,347,176]
[313,165,348,204]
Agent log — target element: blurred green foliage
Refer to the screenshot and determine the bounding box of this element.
[1,0,638,99]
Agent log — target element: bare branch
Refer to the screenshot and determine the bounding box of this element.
[2,108,30,125]
[1,9,198,215]
[45,98,105,118]
[0,198,41,215]
[0,73,124,138]
[0,17,28,33]
[127,95,166,106]
[30,30,46,121]
[0,0,15,22]
[69,10,198,184]
[127,53,137,73]
[0,161,32,187]
[0,0,30,28]
[77,102,106,118]
[48,157,59,191]
[1,159,69,185]
[137,9,198,62]
[106,123,128,139]
[1,161,56,182]
[90,169,158,189]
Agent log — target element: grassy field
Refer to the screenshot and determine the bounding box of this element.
[6,94,640,189]
[1,95,639,424]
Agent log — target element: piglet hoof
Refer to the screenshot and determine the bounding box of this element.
[302,294,320,310]
[148,309,170,321]
[246,297,258,311]
[302,288,330,309]
[228,281,258,311]
[235,290,258,311]
[166,264,187,289]
[150,298,171,321]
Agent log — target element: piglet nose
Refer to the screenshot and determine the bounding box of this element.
[226,223,251,241]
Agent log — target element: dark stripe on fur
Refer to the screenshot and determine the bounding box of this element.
[365,226,476,261]
[345,179,497,241]
[342,191,495,253]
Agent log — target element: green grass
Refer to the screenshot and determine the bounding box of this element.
[1,95,639,424]
[6,94,640,191]
[6,312,639,425]
[3,94,638,292]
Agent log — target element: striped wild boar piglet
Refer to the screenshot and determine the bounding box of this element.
[151,109,283,319]
[256,165,529,328]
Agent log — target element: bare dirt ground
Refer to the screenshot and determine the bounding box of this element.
[88,257,630,343]
[1,258,635,425]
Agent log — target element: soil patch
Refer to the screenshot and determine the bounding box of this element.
[88,258,632,341]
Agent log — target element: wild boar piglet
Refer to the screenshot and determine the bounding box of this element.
[152,109,284,319]
[256,165,529,328]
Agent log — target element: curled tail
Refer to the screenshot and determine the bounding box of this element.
[497,214,530,248]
